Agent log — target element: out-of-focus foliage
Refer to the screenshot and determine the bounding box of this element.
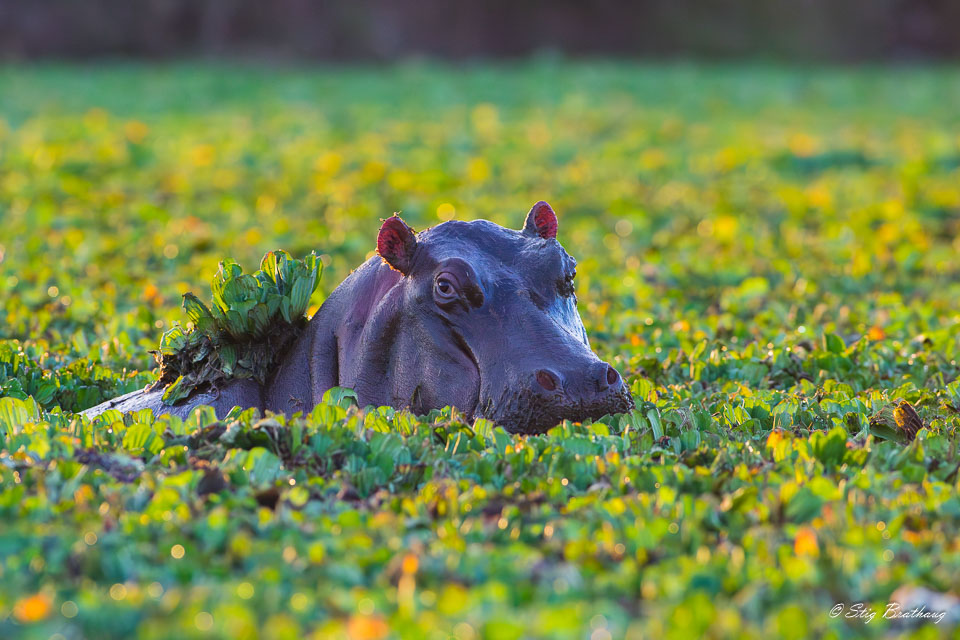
[1,63,960,639]
[4,0,960,61]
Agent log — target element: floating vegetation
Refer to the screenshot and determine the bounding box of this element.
[152,250,321,404]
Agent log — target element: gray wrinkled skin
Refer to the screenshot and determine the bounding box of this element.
[84,203,634,434]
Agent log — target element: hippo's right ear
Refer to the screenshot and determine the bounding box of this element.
[377,215,418,274]
[522,201,558,240]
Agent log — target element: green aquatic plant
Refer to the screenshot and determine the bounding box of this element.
[153,250,321,404]
[2,64,960,639]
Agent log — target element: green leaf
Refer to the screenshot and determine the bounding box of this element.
[679,429,701,452]
[259,249,290,285]
[321,387,358,409]
[279,298,294,324]
[182,293,213,325]
[222,274,260,307]
[246,447,283,487]
[811,426,848,468]
[161,376,191,405]
[211,259,242,310]
[247,303,272,338]
[219,344,237,376]
[492,427,513,454]
[785,487,824,523]
[823,333,845,354]
[648,409,663,440]
[288,275,315,318]
[0,397,35,435]
[159,325,188,355]
[122,422,163,455]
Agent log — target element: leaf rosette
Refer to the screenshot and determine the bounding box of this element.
[152,250,321,405]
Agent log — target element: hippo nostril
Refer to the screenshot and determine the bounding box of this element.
[536,369,558,392]
[593,362,620,392]
[606,366,619,386]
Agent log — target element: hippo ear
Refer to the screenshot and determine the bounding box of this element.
[377,215,418,274]
[522,201,558,240]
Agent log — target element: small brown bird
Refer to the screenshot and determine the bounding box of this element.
[892,399,923,442]
[869,399,923,443]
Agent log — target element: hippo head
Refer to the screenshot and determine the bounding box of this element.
[371,201,634,434]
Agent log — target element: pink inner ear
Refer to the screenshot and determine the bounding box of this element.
[532,201,558,239]
[377,226,404,260]
[377,216,416,272]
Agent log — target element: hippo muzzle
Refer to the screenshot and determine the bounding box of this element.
[479,359,635,435]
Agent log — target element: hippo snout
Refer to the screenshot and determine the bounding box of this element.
[535,360,623,396]
[486,360,634,435]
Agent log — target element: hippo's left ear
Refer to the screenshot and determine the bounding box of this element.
[522,201,558,240]
[377,215,418,274]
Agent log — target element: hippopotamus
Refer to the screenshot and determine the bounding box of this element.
[84,201,634,434]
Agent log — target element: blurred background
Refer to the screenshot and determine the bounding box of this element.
[2,5,960,639]
[2,0,960,62]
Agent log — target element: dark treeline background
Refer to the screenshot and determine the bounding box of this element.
[1,0,958,61]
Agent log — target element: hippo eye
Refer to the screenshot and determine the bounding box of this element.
[434,263,483,309]
[437,279,453,294]
[434,273,461,305]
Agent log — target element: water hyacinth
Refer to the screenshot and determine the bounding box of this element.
[3,65,960,640]
[154,250,321,404]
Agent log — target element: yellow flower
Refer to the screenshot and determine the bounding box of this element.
[14,593,52,623]
[347,615,389,640]
[765,429,784,450]
[794,526,819,557]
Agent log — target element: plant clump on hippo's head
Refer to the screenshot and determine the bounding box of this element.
[359,201,635,434]
[83,201,634,435]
